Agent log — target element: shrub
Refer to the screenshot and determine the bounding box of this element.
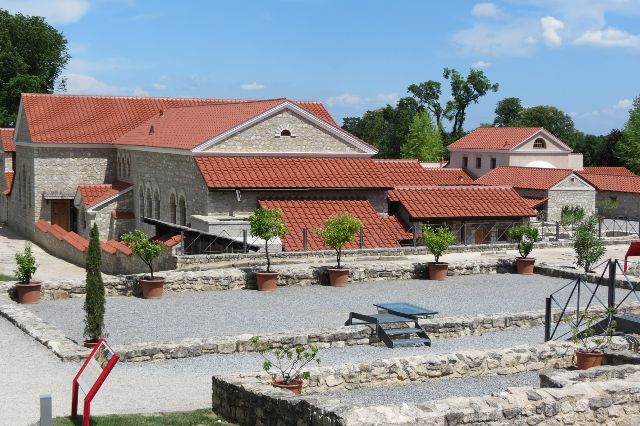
[560,205,585,227]
[121,230,165,279]
[422,225,455,263]
[563,308,617,353]
[15,242,37,283]
[316,212,362,269]
[596,199,618,218]
[249,336,320,384]
[249,207,287,273]
[574,215,606,273]
[507,224,539,259]
[84,224,106,341]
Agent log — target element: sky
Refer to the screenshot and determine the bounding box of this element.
[1,0,639,135]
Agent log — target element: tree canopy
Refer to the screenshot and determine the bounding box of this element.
[616,96,640,174]
[0,9,69,126]
[401,110,444,161]
[493,97,524,127]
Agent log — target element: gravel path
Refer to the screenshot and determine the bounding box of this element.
[322,371,541,406]
[26,274,586,344]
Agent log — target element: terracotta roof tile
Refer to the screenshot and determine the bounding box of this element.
[153,233,183,248]
[3,171,14,196]
[258,199,407,251]
[78,181,132,209]
[580,167,637,176]
[106,239,133,255]
[448,127,544,150]
[576,172,640,194]
[374,160,473,186]
[0,128,15,152]
[475,166,574,190]
[21,94,338,146]
[523,197,548,209]
[111,210,135,219]
[388,187,536,220]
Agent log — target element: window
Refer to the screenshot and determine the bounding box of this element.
[490,158,497,169]
[178,195,186,226]
[153,190,160,220]
[280,129,291,137]
[138,186,145,219]
[462,156,468,168]
[145,189,152,217]
[476,157,482,169]
[533,138,546,149]
[169,193,177,223]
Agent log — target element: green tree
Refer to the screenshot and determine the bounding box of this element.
[422,225,455,263]
[574,215,606,273]
[599,129,623,167]
[493,97,524,126]
[121,230,165,279]
[573,132,606,166]
[316,212,362,269]
[248,207,287,272]
[0,9,70,126]
[616,96,640,174]
[514,105,577,146]
[84,224,106,342]
[407,80,444,133]
[401,111,444,161]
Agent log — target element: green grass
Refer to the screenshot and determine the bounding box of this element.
[0,273,15,281]
[45,409,234,426]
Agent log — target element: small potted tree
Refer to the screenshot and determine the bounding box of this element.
[507,224,539,274]
[84,224,106,348]
[316,212,362,287]
[563,308,617,369]
[249,207,287,291]
[249,336,320,394]
[574,215,606,273]
[422,225,455,280]
[121,230,165,299]
[14,242,41,304]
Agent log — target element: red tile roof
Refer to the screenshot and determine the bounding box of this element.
[448,127,544,150]
[3,171,14,196]
[78,181,132,208]
[0,128,15,152]
[580,167,637,177]
[153,233,183,248]
[258,199,408,251]
[474,166,574,190]
[523,197,548,209]
[374,160,473,186]
[111,210,135,219]
[575,173,640,194]
[34,220,130,255]
[388,187,536,220]
[20,94,337,145]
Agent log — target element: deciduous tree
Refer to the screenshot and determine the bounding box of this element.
[401,111,444,161]
[616,96,640,174]
[493,97,523,126]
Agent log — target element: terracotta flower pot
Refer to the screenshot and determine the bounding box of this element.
[575,350,604,370]
[271,379,303,394]
[83,339,99,349]
[15,281,42,304]
[427,262,448,280]
[139,277,165,299]
[515,257,536,274]
[327,268,349,287]
[256,271,278,291]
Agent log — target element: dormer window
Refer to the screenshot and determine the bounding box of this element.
[280,129,292,137]
[533,138,546,149]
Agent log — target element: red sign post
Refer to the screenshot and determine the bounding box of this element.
[71,339,119,426]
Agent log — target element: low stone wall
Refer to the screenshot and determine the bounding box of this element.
[540,363,640,388]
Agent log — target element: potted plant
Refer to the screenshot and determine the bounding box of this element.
[84,224,106,348]
[249,336,320,394]
[121,230,165,299]
[574,215,606,273]
[507,224,539,274]
[316,212,362,287]
[563,308,617,369]
[422,225,455,280]
[14,242,41,304]
[249,207,287,291]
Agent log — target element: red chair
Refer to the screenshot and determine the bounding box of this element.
[624,240,640,273]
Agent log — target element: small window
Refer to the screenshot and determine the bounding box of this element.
[280,129,291,137]
[490,158,497,169]
[462,156,468,168]
[476,157,482,169]
[533,138,546,149]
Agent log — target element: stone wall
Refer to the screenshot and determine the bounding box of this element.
[597,190,640,221]
[79,190,135,240]
[547,187,596,222]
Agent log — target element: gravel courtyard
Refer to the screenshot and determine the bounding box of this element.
[25,273,600,345]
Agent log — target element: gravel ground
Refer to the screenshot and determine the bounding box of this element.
[26,274,596,344]
[321,371,541,406]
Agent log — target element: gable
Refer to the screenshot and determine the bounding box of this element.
[201,109,368,155]
[512,130,571,153]
[551,173,594,191]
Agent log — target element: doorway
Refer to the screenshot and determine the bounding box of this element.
[51,200,71,231]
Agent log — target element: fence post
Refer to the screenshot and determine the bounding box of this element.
[461,222,467,245]
[555,222,560,241]
[608,259,616,309]
[242,230,247,253]
[541,221,545,240]
[412,224,417,247]
[302,228,308,251]
[359,226,364,249]
[544,297,552,342]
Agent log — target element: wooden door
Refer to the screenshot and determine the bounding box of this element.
[51,200,70,231]
[474,225,491,244]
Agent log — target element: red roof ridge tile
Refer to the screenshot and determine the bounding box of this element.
[21,92,248,102]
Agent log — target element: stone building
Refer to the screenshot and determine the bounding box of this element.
[0,128,15,223]
[577,167,640,220]
[447,127,584,179]
[475,166,596,222]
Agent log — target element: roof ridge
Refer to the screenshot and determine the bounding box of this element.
[23,93,252,102]
[493,166,574,172]
[155,98,290,112]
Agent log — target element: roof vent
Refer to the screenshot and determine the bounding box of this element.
[149,125,155,135]
[159,109,164,117]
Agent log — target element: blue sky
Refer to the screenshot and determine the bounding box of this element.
[2,0,639,135]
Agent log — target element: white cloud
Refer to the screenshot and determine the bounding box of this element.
[0,0,89,24]
[240,82,265,91]
[471,3,508,20]
[63,73,145,96]
[452,23,538,57]
[578,98,634,118]
[326,93,398,107]
[613,98,633,109]
[152,82,167,90]
[131,88,149,96]
[575,27,640,48]
[326,94,363,107]
[471,60,491,68]
[540,16,565,47]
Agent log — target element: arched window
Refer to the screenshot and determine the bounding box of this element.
[126,157,131,177]
[145,188,152,218]
[178,195,186,226]
[138,186,145,219]
[153,189,160,220]
[533,138,546,149]
[169,193,177,223]
[280,129,291,137]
